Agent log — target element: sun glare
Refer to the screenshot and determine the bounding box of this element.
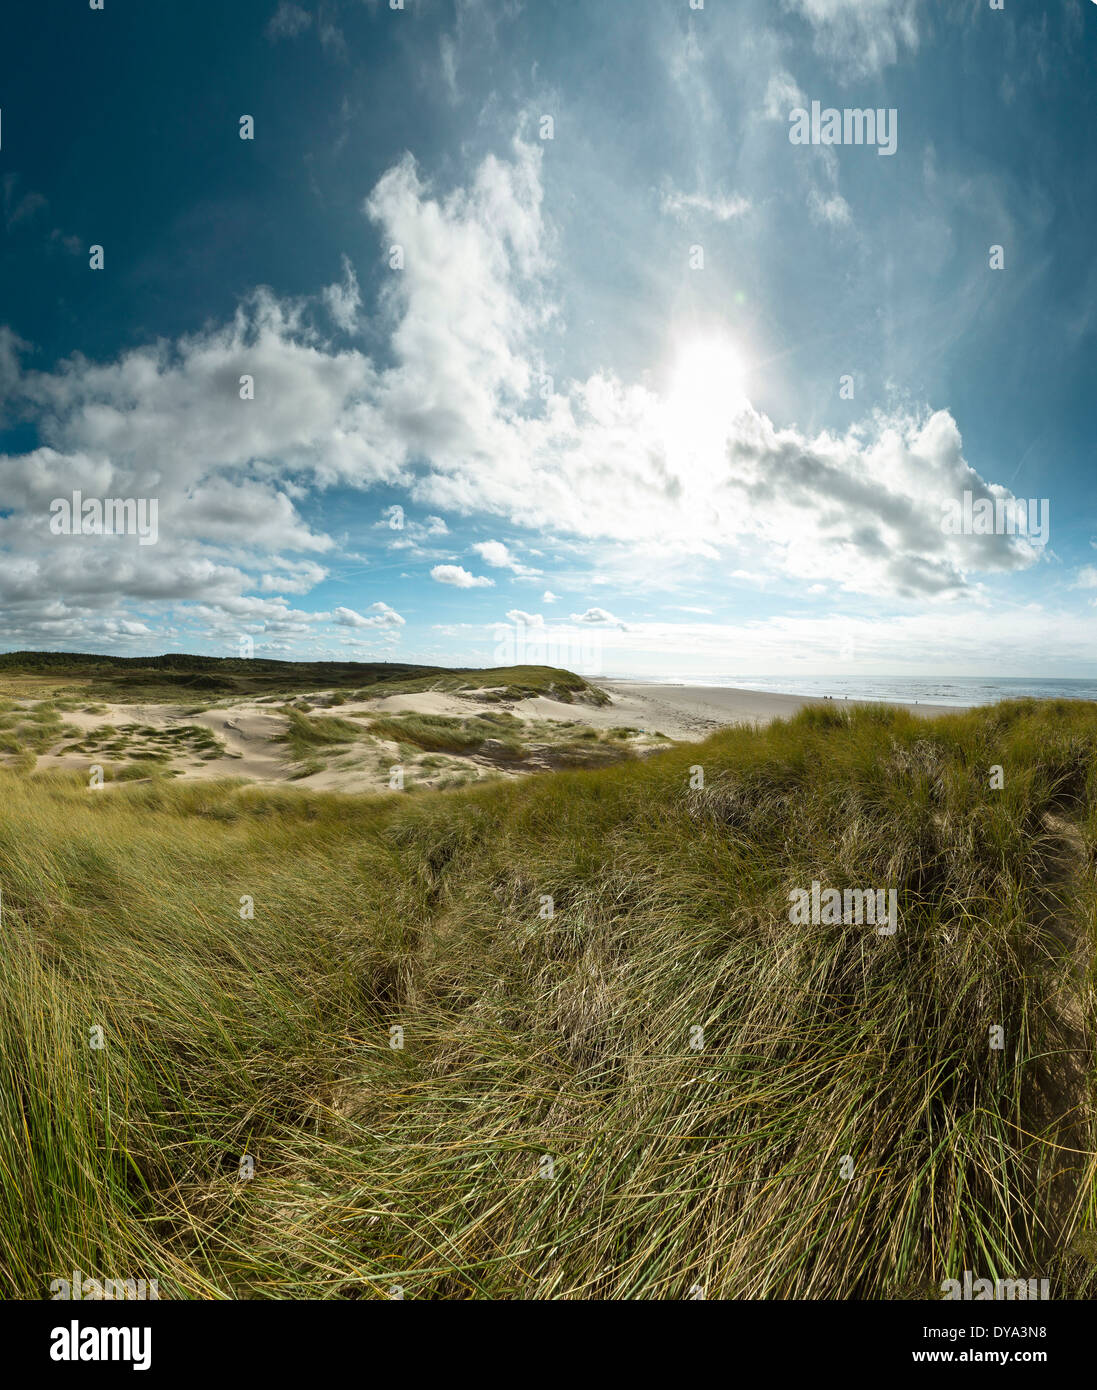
[663,334,749,462]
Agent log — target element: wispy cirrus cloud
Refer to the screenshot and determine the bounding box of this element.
[660,189,752,223]
[783,0,919,77]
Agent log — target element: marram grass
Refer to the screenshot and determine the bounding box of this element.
[0,698,1094,1299]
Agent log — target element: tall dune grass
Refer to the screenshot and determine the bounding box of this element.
[0,699,1094,1298]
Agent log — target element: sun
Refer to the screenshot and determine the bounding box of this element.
[663,334,749,463]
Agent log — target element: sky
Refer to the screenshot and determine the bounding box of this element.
[1,0,1095,680]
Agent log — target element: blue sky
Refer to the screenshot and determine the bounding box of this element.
[1,0,1095,678]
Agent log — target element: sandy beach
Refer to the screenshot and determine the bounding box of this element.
[596,681,965,740]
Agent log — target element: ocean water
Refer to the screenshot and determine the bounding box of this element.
[626,676,1097,709]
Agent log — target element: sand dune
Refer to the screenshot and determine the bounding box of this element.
[17,681,967,791]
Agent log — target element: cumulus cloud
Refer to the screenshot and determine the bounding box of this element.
[471,539,540,574]
[361,143,1038,599]
[504,609,544,627]
[333,602,405,628]
[430,564,494,588]
[0,135,1043,651]
[0,284,401,644]
[571,606,629,630]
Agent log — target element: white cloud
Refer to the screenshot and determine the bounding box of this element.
[472,540,515,567]
[333,602,405,628]
[356,144,1040,601]
[378,512,451,558]
[571,606,629,630]
[317,13,347,60]
[440,34,459,104]
[0,136,1051,651]
[471,538,541,574]
[322,255,361,333]
[504,609,544,627]
[258,560,327,594]
[784,0,919,77]
[430,564,494,588]
[542,589,558,603]
[763,71,805,121]
[367,599,405,624]
[265,2,311,41]
[3,175,48,232]
[0,285,403,644]
[661,189,751,222]
[808,189,853,228]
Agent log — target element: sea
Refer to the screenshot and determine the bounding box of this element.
[615,676,1097,709]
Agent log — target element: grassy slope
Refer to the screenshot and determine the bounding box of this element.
[1,698,1095,1299]
[0,651,607,705]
